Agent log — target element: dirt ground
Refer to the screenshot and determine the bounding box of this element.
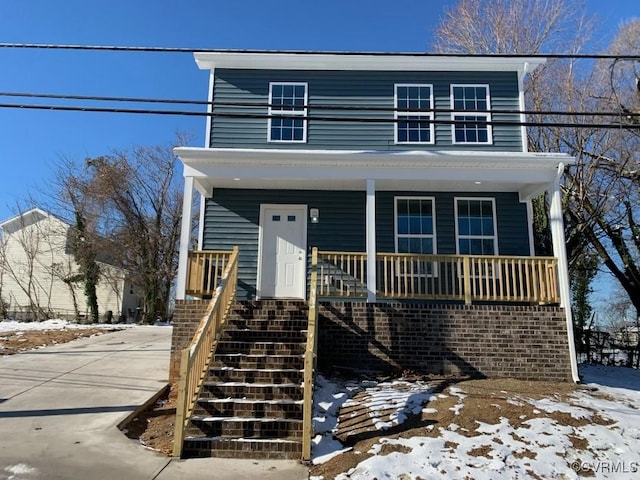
[0,328,116,355]
[311,377,605,480]
[122,385,177,455]
[120,374,596,473]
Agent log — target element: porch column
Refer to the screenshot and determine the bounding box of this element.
[176,176,194,301]
[549,163,580,382]
[366,179,377,302]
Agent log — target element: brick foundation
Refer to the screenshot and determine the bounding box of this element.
[169,300,210,383]
[317,302,573,382]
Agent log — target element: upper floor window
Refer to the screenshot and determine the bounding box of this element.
[455,198,497,255]
[451,85,492,144]
[268,82,308,143]
[395,84,434,144]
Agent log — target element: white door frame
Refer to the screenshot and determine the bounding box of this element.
[256,204,308,299]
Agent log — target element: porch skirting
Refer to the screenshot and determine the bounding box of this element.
[318,302,572,382]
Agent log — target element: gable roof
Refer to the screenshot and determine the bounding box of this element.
[0,208,68,235]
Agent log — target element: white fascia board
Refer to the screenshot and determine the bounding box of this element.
[176,147,572,186]
[194,52,546,75]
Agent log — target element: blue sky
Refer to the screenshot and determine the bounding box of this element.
[0,0,638,221]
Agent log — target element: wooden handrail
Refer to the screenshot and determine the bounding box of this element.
[172,246,239,457]
[186,250,233,297]
[302,247,319,460]
[317,251,559,305]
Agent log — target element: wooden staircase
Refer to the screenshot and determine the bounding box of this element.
[181,300,308,459]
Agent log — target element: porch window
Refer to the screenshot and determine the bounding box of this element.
[395,197,436,254]
[268,82,307,142]
[395,84,434,144]
[455,198,497,255]
[451,84,492,144]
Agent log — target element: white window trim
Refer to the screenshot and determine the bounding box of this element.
[394,84,435,145]
[394,196,437,277]
[454,197,499,255]
[450,84,493,145]
[267,81,308,143]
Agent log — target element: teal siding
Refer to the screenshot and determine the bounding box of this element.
[203,189,529,299]
[375,192,529,256]
[212,69,522,151]
[203,189,365,299]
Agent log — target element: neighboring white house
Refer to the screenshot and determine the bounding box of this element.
[0,208,140,322]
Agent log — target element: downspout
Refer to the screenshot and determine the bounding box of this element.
[549,162,580,382]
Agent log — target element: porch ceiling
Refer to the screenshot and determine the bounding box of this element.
[174,147,574,201]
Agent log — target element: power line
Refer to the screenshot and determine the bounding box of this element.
[1,43,640,60]
[1,91,638,118]
[1,102,638,130]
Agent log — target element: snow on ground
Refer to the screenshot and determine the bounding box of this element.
[312,365,640,479]
[0,318,133,333]
[0,318,170,333]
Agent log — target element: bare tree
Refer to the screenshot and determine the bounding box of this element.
[432,0,588,55]
[53,139,184,324]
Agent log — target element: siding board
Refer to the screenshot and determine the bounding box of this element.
[212,70,522,151]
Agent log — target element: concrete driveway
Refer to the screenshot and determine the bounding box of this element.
[0,326,308,480]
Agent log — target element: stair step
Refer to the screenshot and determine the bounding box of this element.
[201,381,303,401]
[208,367,304,384]
[182,436,302,459]
[196,398,304,419]
[188,416,302,439]
[211,354,304,369]
[215,341,305,355]
[221,329,307,342]
[227,318,309,331]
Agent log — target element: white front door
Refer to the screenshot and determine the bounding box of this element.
[258,205,307,299]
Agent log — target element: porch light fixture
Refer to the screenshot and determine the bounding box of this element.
[310,208,319,224]
[474,181,482,185]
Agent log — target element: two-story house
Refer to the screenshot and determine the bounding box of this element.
[169,51,578,460]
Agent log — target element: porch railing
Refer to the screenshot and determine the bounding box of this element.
[302,247,319,461]
[186,250,234,297]
[318,251,559,304]
[173,246,239,457]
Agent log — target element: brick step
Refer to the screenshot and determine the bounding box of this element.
[208,367,304,384]
[182,437,302,459]
[187,416,303,439]
[195,398,303,420]
[200,381,303,401]
[226,318,308,331]
[221,329,307,343]
[215,341,305,356]
[211,353,304,369]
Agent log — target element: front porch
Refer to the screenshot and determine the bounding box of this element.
[185,249,559,305]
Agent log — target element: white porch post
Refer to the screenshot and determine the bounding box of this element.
[176,176,194,301]
[549,163,580,382]
[366,179,377,303]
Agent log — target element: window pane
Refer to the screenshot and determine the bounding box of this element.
[398,216,409,235]
[458,218,469,236]
[469,218,482,235]
[409,237,422,252]
[469,201,481,217]
[409,217,421,234]
[272,215,281,221]
[482,218,493,235]
[288,215,296,222]
[470,239,483,254]
[482,239,495,255]
[398,237,409,253]
[459,238,470,254]
[421,216,433,235]
[397,199,408,215]
[408,200,421,215]
[421,237,433,254]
